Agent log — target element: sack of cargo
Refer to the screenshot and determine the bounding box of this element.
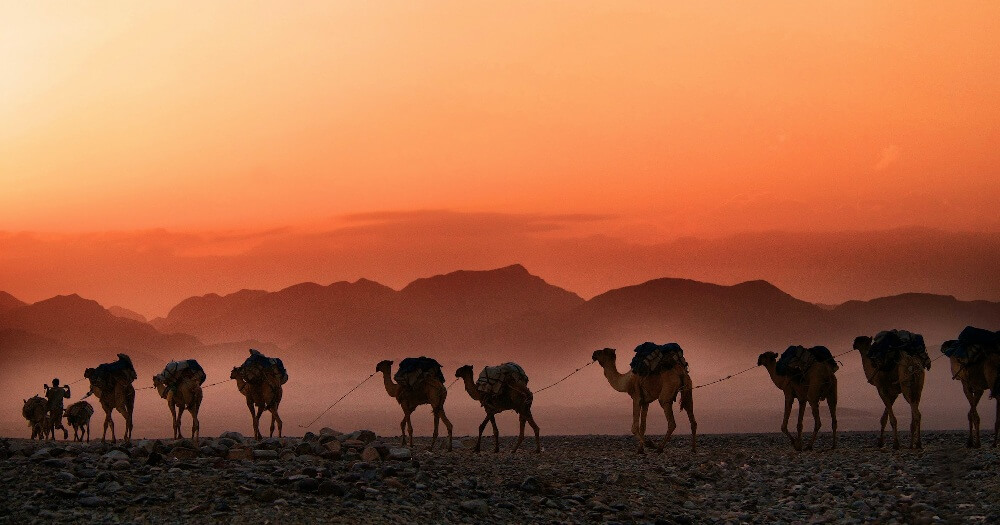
[394,356,445,388]
[476,362,529,395]
[630,342,686,376]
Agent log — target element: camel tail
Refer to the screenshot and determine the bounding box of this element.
[680,376,694,414]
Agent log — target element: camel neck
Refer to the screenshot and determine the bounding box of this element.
[599,359,631,392]
[763,362,785,390]
[858,350,878,383]
[380,370,400,398]
[460,374,481,401]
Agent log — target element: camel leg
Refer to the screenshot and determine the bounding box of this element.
[828,394,838,451]
[406,414,415,447]
[399,414,408,446]
[631,398,645,454]
[190,405,200,445]
[878,406,889,448]
[513,413,527,453]
[910,400,922,449]
[527,414,541,453]
[656,397,677,453]
[965,386,983,448]
[246,399,259,440]
[795,399,806,451]
[888,403,899,450]
[269,407,282,438]
[475,414,491,453]
[781,393,795,449]
[124,391,135,442]
[993,398,999,448]
[118,405,133,443]
[169,403,179,440]
[103,407,116,443]
[639,403,653,448]
[806,400,822,451]
[490,415,500,453]
[254,404,267,441]
[439,408,454,452]
[430,409,440,451]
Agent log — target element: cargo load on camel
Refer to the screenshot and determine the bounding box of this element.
[476,362,530,397]
[776,345,838,382]
[394,356,446,389]
[84,354,137,398]
[869,330,931,371]
[237,349,288,387]
[942,326,1000,364]
[630,342,687,376]
[154,359,207,398]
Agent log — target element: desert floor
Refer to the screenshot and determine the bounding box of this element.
[0,430,997,524]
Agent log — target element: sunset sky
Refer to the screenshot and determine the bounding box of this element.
[2,2,999,314]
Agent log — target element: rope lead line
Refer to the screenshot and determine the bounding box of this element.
[535,360,596,394]
[297,372,377,429]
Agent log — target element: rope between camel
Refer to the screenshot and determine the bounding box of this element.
[297,372,377,429]
[534,360,595,394]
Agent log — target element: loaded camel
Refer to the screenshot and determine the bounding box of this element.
[376,358,453,451]
[943,327,1000,448]
[22,396,50,440]
[591,347,696,454]
[757,349,838,451]
[64,401,94,442]
[84,353,137,443]
[154,360,206,444]
[853,332,929,449]
[231,349,286,440]
[455,363,540,453]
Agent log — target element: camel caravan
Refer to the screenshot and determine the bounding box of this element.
[18,325,1000,453]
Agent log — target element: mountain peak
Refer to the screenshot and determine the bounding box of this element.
[0,291,27,314]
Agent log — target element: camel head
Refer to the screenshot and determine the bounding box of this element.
[83,367,95,379]
[757,351,778,367]
[852,336,872,352]
[152,374,168,399]
[591,348,616,366]
[455,365,474,379]
[375,360,394,374]
[230,367,242,380]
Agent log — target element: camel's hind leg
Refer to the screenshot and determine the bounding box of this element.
[103,406,116,443]
[169,403,180,440]
[514,410,540,453]
[399,413,409,446]
[123,390,135,442]
[489,415,500,453]
[828,391,838,450]
[438,408,454,451]
[795,399,807,451]
[190,404,201,445]
[269,407,282,438]
[656,396,677,453]
[806,400,822,451]
[513,413,526,453]
[474,414,490,453]
[887,397,899,450]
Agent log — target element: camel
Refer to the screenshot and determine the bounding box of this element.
[231,350,286,440]
[591,348,696,454]
[944,342,1000,448]
[22,396,50,440]
[64,401,94,442]
[154,368,204,444]
[757,351,838,451]
[455,364,540,453]
[376,359,453,451]
[84,354,136,443]
[853,335,928,449]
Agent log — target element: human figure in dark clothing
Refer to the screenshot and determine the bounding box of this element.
[44,378,71,440]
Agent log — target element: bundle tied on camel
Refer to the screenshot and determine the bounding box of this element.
[154,359,207,399]
[630,342,687,377]
[22,395,49,439]
[475,362,530,398]
[942,326,1000,365]
[84,353,137,399]
[776,345,838,383]
[394,356,446,389]
[235,349,288,395]
[869,330,931,371]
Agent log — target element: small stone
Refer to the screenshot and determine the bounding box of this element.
[387,447,411,461]
[219,431,244,441]
[253,487,280,503]
[227,448,252,461]
[112,460,131,470]
[361,446,382,463]
[319,427,342,437]
[296,478,319,493]
[169,448,198,460]
[103,450,129,461]
[79,495,103,508]
[460,499,488,515]
[317,481,345,497]
[324,440,342,454]
[253,449,278,460]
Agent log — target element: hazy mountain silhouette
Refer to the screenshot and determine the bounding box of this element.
[107,305,148,323]
[0,291,25,314]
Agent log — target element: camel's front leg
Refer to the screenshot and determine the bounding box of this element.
[910,401,922,449]
[430,409,440,451]
[513,413,526,453]
[190,405,200,445]
[169,403,179,440]
[399,414,408,446]
[104,409,116,443]
[993,398,999,448]
[806,400,822,451]
[780,394,795,449]
[656,397,677,453]
[640,404,655,449]
[631,398,645,454]
[475,414,490,453]
[878,406,889,448]
[965,386,983,448]
[795,399,806,451]
[489,415,500,453]
[269,407,282,438]
[887,399,900,450]
[527,413,541,453]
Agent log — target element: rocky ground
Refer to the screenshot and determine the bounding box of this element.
[0,430,997,524]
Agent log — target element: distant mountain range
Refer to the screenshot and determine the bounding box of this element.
[2,264,999,370]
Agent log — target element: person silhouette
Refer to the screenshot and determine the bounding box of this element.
[43,378,71,440]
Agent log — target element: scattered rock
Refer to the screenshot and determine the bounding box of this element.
[387,447,411,461]
[460,499,488,515]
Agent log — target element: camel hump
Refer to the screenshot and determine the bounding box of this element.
[630,342,686,376]
[92,354,138,385]
[476,362,529,394]
[394,356,445,387]
[945,326,1000,365]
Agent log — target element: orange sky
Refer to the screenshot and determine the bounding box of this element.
[1,2,999,312]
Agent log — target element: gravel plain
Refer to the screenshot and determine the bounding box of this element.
[0,430,997,524]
